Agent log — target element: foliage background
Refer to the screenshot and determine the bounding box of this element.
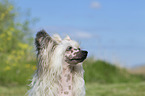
[0,0,36,86]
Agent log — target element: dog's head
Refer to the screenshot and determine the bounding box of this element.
[35,30,88,66]
[64,44,88,65]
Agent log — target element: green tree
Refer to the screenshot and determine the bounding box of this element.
[0,0,37,85]
[0,0,34,71]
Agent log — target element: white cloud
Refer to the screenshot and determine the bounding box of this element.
[74,31,93,39]
[90,1,101,9]
[44,26,94,39]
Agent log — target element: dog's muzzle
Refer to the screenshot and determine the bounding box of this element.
[73,50,88,62]
[66,50,88,65]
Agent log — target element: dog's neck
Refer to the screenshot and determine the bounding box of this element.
[59,62,73,96]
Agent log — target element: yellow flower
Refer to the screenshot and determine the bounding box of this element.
[7,37,11,40]
[8,5,13,11]
[19,50,24,56]
[4,66,11,71]
[12,64,17,67]
[25,64,30,68]
[0,13,5,20]
[10,27,14,31]
[7,31,12,36]
[18,43,29,49]
[0,33,5,38]
[32,65,37,71]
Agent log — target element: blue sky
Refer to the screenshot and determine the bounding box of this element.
[14,0,145,68]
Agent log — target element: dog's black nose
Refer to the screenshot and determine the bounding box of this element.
[82,51,88,57]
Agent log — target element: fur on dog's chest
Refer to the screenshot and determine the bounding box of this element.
[59,65,73,96]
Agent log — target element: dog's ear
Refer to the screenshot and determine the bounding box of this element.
[35,30,57,51]
[52,34,62,43]
[64,35,71,41]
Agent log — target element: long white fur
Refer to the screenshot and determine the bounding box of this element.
[27,34,85,96]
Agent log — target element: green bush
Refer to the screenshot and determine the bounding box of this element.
[84,59,145,83]
[0,60,36,86]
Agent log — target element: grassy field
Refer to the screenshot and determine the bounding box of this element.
[1,59,145,96]
[86,82,145,96]
[0,82,145,96]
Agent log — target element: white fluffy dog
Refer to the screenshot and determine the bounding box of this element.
[28,30,88,96]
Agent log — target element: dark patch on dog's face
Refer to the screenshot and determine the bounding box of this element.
[65,46,88,65]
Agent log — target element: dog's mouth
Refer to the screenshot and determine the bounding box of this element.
[65,51,88,65]
[70,56,86,62]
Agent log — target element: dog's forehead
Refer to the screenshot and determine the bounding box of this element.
[62,39,79,48]
[69,40,79,48]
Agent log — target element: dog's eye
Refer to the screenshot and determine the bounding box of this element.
[66,46,72,51]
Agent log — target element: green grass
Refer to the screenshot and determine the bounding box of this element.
[0,85,27,96]
[86,82,145,96]
[0,82,145,96]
